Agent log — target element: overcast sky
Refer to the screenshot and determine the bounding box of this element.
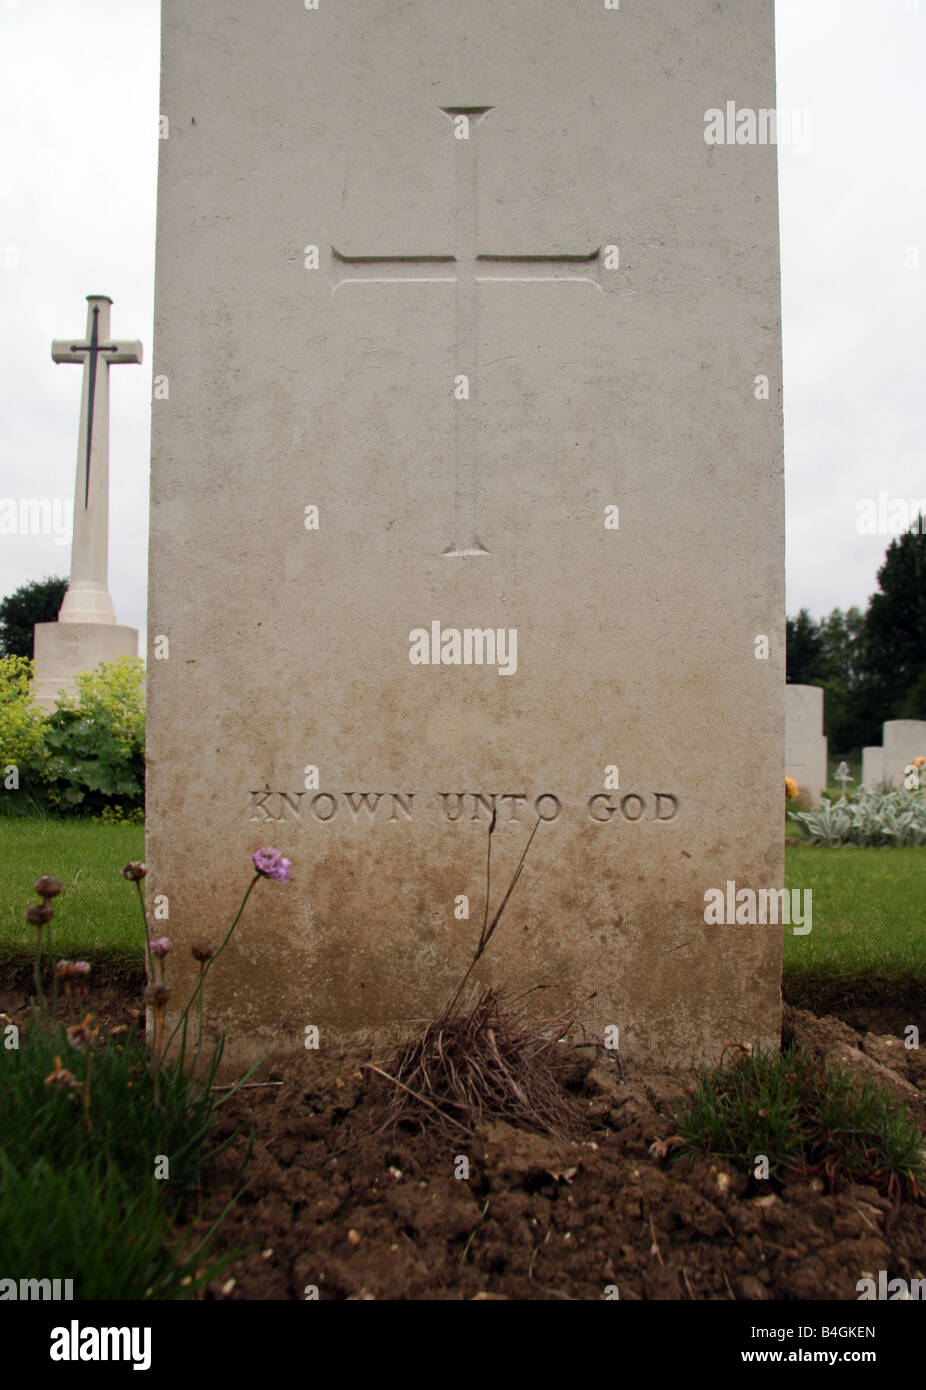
[0,0,923,646]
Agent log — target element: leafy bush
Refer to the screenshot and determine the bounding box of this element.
[0,655,51,807]
[788,788,926,847]
[43,656,145,814]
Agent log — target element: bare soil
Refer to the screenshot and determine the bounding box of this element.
[3,969,924,1301]
[195,1004,926,1302]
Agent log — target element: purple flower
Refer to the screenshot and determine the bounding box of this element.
[253,847,291,883]
[72,961,91,977]
[150,937,172,959]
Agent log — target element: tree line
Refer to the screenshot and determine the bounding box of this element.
[787,524,926,753]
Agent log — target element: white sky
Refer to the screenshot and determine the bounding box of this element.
[0,0,923,646]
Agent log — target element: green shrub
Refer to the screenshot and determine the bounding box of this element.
[44,656,145,814]
[789,787,926,847]
[96,804,145,826]
[0,655,51,809]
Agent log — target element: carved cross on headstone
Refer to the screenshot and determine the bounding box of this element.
[332,107,601,556]
[51,296,142,624]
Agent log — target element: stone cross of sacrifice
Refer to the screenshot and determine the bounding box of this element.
[51,295,142,624]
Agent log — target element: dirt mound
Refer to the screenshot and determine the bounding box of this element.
[4,966,922,1301]
[199,1024,926,1301]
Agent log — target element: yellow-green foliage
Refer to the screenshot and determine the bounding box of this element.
[0,655,49,785]
[55,656,145,755]
[97,803,145,826]
[44,656,145,812]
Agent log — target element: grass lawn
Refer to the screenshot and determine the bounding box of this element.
[0,816,144,970]
[785,844,926,1011]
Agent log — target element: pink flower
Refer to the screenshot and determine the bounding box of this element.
[253,847,291,883]
[57,960,90,981]
[150,937,172,959]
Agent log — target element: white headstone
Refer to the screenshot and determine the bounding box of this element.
[785,685,827,806]
[32,295,141,711]
[882,720,926,790]
[861,745,886,792]
[148,0,784,1070]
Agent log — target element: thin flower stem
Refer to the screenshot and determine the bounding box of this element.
[191,960,206,1078]
[33,928,49,1026]
[50,935,59,1022]
[82,1049,93,1134]
[162,873,261,1060]
[152,1005,162,1108]
[447,817,542,1015]
[135,879,153,982]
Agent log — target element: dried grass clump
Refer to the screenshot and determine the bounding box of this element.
[370,981,579,1137]
[367,808,589,1135]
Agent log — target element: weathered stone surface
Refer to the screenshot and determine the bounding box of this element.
[32,622,138,713]
[148,0,784,1069]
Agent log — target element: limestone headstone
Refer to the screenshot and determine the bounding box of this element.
[32,295,141,712]
[149,0,784,1070]
[861,745,886,792]
[883,720,926,790]
[785,685,828,806]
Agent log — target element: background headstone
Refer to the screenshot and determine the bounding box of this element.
[32,295,141,712]
[882,720,926,790]
[785,685,828,806]
[148,0,784,1070]
[861,745,886,791]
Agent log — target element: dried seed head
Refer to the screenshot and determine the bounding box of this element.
[44,1056,78,1090]
[34,876,63,899]
[144,982,171,1007]
[66,1018,96,1051]
[191,942,215,962]
[121,862,147,881]
[25,903,54,926]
